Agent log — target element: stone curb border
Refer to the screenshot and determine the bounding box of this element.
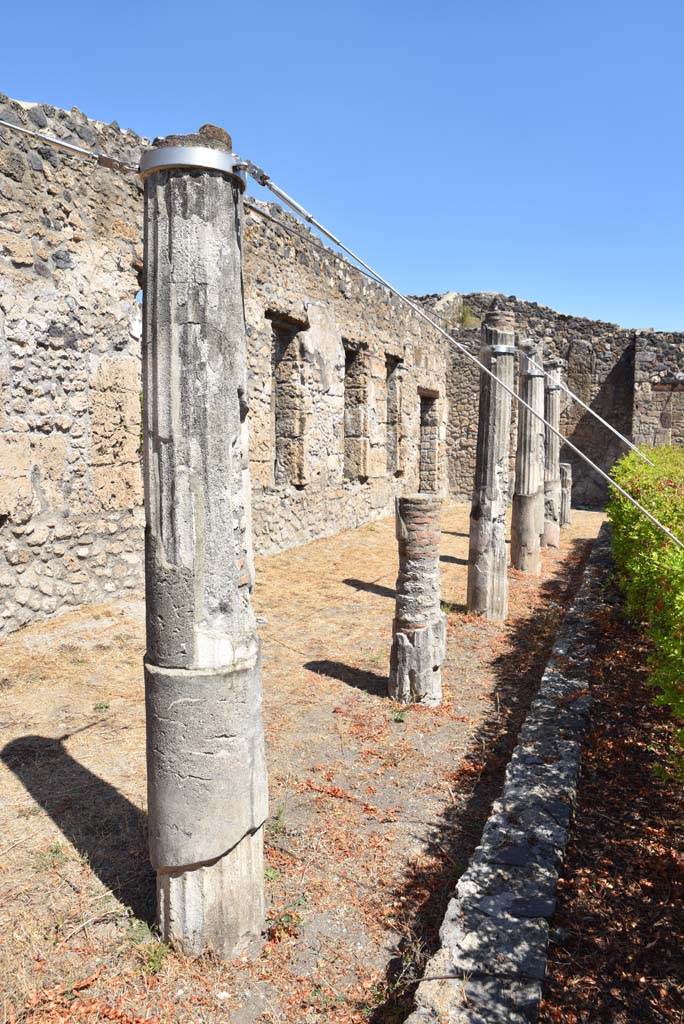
[405,524,613,1024]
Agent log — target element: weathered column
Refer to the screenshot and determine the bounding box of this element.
[388,495,446,706]
[467,307,516,619]
[560,461,572,526]
[510,341,545,573]
[542,361,563,548]
[140,127,268,957]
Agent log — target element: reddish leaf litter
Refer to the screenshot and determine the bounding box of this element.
[0,503,602,1024]
[540,597,684,1024]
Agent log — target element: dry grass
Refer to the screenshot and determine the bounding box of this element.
[0,501,603,1023]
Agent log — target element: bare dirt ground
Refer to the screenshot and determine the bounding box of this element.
[0,502,602,1024]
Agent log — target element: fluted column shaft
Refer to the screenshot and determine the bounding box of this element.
[542,363,563,548]
[511,344,545,573]
[141,127,267,957]
[467,309,516,620]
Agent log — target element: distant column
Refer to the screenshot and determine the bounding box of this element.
[141,127,268,958]
[560,462,572,526]
[467,306,516,619]
[542,361,563,548]
[388,495,446,706]
[511,341,545,573]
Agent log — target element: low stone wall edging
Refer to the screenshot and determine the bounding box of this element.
[406,524,613,1024]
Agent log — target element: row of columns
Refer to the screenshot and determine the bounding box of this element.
[466,304,573,621]
[139,130,573,959]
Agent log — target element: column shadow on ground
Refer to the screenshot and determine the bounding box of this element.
[343,578,395,599]
[305,659,388,697]
[440,554,468,566]
[369,536,594,1023]
[1,734,155,923]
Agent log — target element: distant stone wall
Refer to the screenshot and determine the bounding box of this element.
[633,331,684,448]
[419,293,642,506]
[0,95,450,635]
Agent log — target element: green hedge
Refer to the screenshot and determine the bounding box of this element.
[607,446,684,766]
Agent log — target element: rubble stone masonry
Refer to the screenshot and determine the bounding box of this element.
[0,95,448,635]
[1,94,682,635]
[419,293,684,507]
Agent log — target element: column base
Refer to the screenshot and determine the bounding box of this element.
[542,521,561,548]
[542,481,562,549]
[389,615,446,706]
[157,826,265,959]
[510,493,542,574]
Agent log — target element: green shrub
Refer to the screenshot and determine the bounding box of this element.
[607,446,684,768]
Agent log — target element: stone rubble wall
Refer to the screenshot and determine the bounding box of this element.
[417,292,684,507]
[0,95,145,637]
[0,94,450,635]
[633,331,684,447]
[242,202,450,555]
[406,525,613,1024]
[1,92,681,636]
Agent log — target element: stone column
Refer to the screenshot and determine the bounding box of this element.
[388,495,446,706]
[467,307,516,620]
[560,462,572,526]
[141,127,268,958]
[542,362,563,548]
[510,341,545,573]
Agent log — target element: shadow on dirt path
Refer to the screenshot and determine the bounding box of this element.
[1,734,155,923]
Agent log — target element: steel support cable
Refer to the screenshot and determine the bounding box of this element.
[0,117,138,173]
[243,171,654,472]
[524,354,654,466]
[240,164,684,552]
[0,118,676,547]
[245,200,651,471]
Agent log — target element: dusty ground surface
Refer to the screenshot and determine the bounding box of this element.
[539,590,684,1024]
[0,502,602,1024]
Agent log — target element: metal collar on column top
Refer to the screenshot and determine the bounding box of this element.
[523,368,546,378]
[139,146,247,191]
[491,344,516,355]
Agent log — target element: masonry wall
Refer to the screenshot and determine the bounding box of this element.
[419,292,641,506]
[0,95,450,635]
[0,96,145,637]
[633,332,684,447]
[241,204,450,555]
[2,93,682,638]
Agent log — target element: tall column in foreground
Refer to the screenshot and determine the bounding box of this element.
[466,306,516,620]
[510,340,545,573]
[140,127,268,957]
[542,361,563,548]
[388,495,446,706]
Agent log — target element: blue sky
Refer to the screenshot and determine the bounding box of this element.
[3,0,683,330]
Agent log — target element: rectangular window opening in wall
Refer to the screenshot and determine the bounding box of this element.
[343,339,369,483]
[386,355,403,477]
[268,312,308,489]
[419,390,439,493]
